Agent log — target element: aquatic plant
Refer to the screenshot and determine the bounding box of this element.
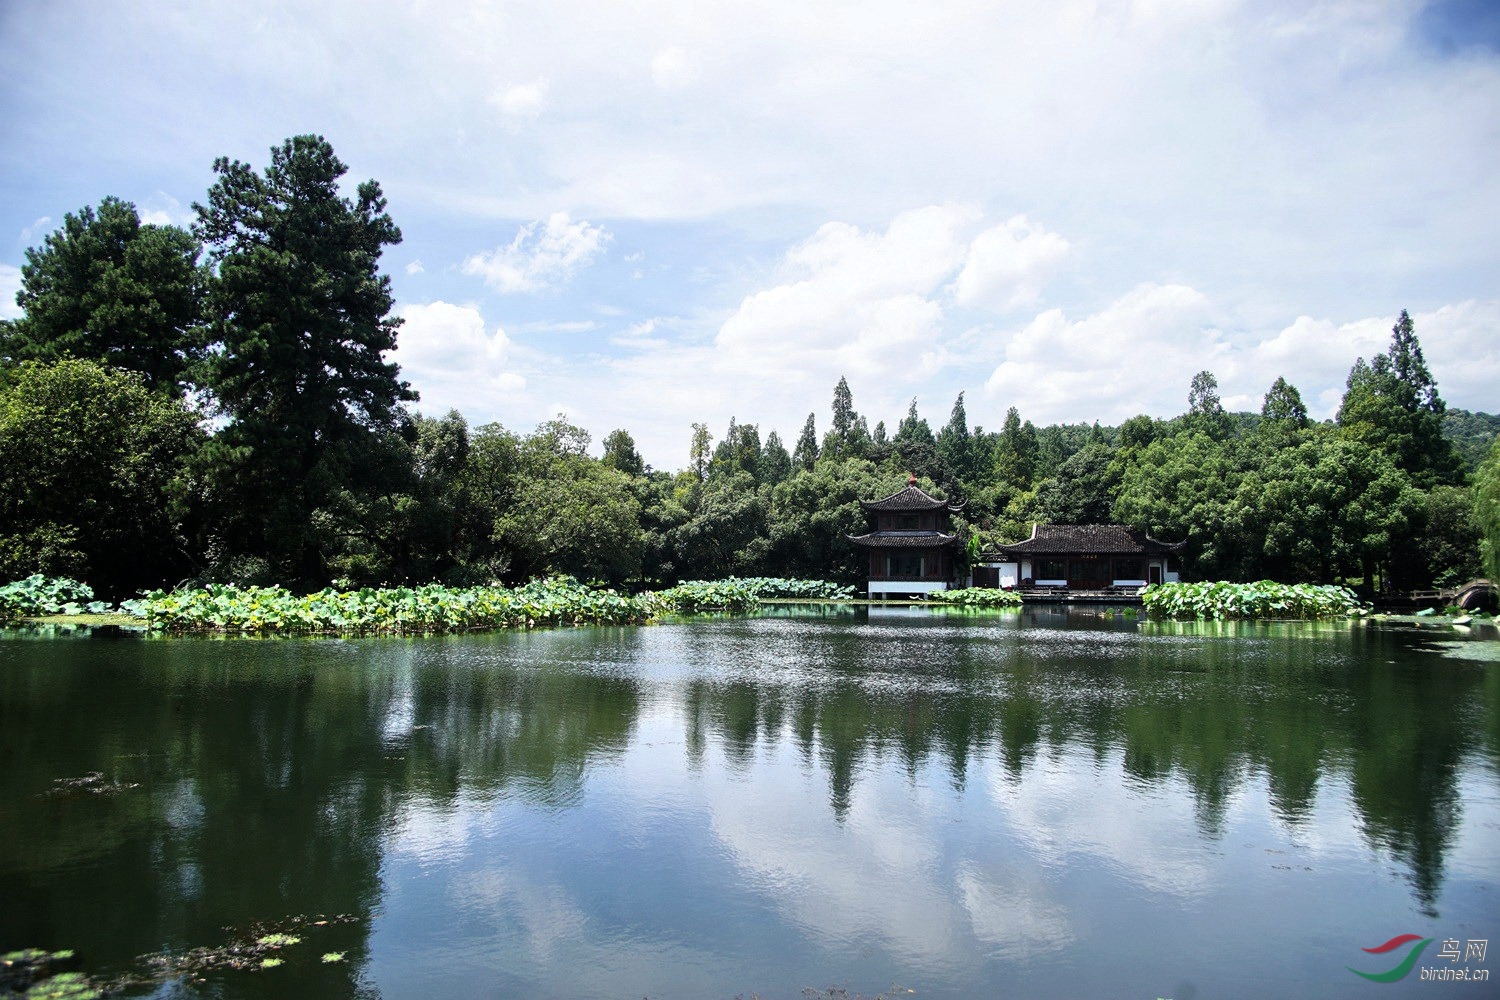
[1141,581,1365,620]
[0,575,109,621]
[0,949,99,1000]
[133,578,665,635]
[719,577,856,600]
[653,580,761,613]
[923,587,1024,607]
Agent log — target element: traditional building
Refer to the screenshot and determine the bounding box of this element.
[977,524,1184,591]
[848,476,964,597]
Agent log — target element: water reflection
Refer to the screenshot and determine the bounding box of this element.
[1,612,1496,998]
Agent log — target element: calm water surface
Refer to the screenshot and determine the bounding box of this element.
[2,607,1498,999]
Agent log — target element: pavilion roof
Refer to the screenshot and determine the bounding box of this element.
[999,524,1184,556]
[847,531,961,549]
[859,477,964,513]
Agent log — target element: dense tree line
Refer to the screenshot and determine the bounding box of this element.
[1,137,1495,596]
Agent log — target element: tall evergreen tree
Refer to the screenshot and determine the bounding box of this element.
[1261,376,1309,429]
[822,376,867,460]
[1337,310,1462,489]
[761,430,793,485]
[1,196,205,394]
[194,135,416,584]
[793,412,819,471]
[936,392,974,483]
[993,407,1038,488]
[830,376,855,446]
[893,398,934,446]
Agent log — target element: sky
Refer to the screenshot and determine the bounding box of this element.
[2,0,1497,470]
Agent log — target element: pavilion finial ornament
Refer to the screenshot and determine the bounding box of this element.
[907,472,917,485]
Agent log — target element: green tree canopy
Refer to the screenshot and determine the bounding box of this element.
[194,135,416,584]
[993,407,1039,488]
[0,358,203,595]
[1,196,205,393]
[761,430,793,485]
[493,419,644,584]
[1261,376,1309,429]
[1187,369,1231,439]
[936,392,978,485]
[792,412,819,471]
[602,428,646,477]
[1337,311,1462,490]
[1475,437,1500,580]
[1032,442,1120,525]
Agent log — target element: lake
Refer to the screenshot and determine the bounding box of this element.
[2,606,1497,998]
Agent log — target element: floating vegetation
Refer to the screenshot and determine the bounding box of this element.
[1141,581,1365,620]
[321,952,346,964]
[38,773,141,799]
[255,935,300,948]
[132,913,361,986]
[1,949,101,1000]
[923,587,1024,608]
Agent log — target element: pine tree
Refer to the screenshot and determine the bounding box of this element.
[194,135,416,583]
[2,196,205,394]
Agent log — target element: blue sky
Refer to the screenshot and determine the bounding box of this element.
[2,0,1497,469]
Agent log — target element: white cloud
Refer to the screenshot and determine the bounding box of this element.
[951,215,1070,313]
[393,301,527,417]
[405,259,425,275]
[1248,302,1500,419]
[983,283,1225,425]
[0,264,22,320]
[650,46,700,89]
[715,205,976,382]
[139,191,193,227]
[462,213,611,294]
[19,217,51,245]
[489,78,548,122]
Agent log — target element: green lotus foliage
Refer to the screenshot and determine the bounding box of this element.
[654,580,761,613]
[0,575,108,621]
[132,578,661,634]
[1142,581,1365,620]
[719,577,856,599]
[5,574,847,632]
[923,587,1024,607]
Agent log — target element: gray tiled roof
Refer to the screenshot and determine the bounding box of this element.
[847,531,960,549]
[859,484,963,512]
[999,524,1184,555]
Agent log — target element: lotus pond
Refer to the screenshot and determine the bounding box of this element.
[2,605,1498,998]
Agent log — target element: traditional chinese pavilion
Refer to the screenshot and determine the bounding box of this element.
[984,523,1184,591]
[847,476,964,597]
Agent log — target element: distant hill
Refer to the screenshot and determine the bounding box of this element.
[1443,409,1500,471]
